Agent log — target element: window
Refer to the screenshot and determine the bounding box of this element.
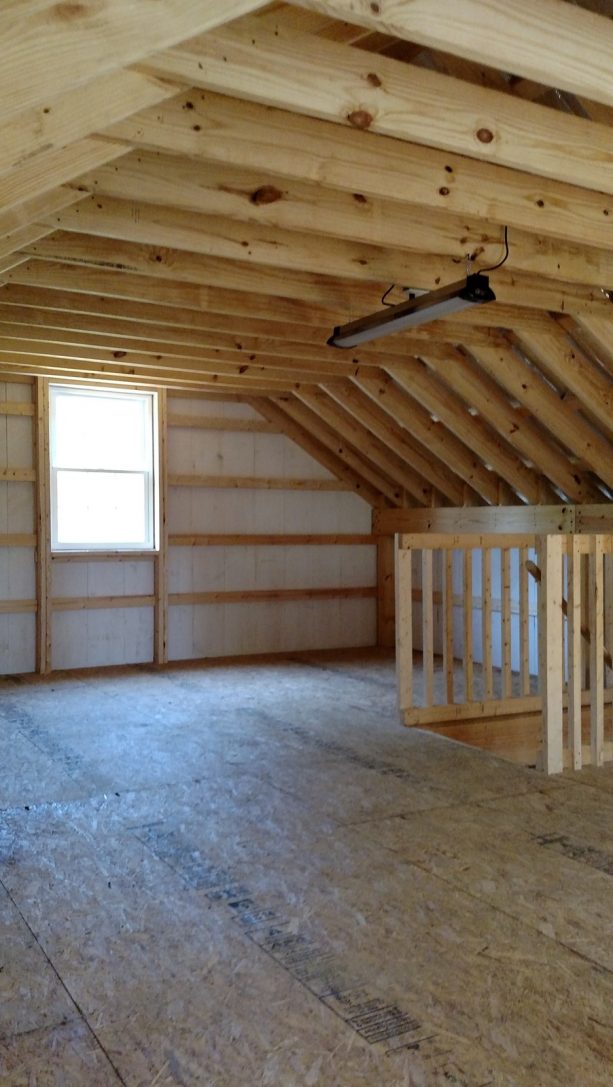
[50,385,157,551]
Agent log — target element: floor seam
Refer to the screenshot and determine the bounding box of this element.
[0,875,129,1085]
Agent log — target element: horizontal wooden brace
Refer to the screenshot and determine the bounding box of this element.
[168,586,376,606]
[0,599,37,614]
[406,688,613,729]
[168,533,375,546]
[0,533,36,547]
[167,413,277,432]
[0,468,35,482]
[404,695,542,726]
[167,474,347,490]
[373,505,594,537]
[399,533,538,551]
[52,594,155,611]
[0,401,34,416]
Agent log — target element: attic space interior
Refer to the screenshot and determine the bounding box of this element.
[2,2,613,1084]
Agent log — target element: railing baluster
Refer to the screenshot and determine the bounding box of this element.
[463,548,474,702]
[519,545,530,696]
[482,547,493,700]
[590,534,605,767]
[568,535,583,770]
[502,547,512,699]
[443,548,454,704]
[395,539,413,716]
[422,548,434,708]
[538,534,564,775]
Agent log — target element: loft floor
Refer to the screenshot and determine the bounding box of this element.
[2,650,613,1086]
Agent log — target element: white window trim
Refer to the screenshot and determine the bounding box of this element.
[49,384,159,553]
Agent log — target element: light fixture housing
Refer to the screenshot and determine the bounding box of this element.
[327,273,496,349]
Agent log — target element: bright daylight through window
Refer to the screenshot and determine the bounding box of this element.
[50,385,157,551]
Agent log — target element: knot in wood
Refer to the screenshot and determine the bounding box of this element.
[348,110,374,130]
[250,185,283,206]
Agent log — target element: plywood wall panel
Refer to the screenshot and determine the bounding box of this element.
[52,607,153,670]
[0,547,35,601]
[165,400,375,661]
[0,614,35,674]
[52,560,154,598]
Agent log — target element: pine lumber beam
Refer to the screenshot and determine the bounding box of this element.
[144,22,613,194]
[2,266,345,327]
[337,378,504,505]
[0,255,30,277]
[0,303,504,372]
[52,594,156,612]
[167,414,278,433]
[0,0,266,122]
[34,377,51,673]
[419,346,602,505]
[167,474,349,491]
[0,224,58,264]
[272,397,406,505]
[0,189,87,239]
[0,70,184,183]
[0,282,511,354]
[40,194,485,287]
[167,586,376,606]
[0,298,331,353]
[0,354,301,394]
[24,224,613,320]
[108,89,613,253]
[296,0,613,112]
[0,401,34,417]
[289,390,434,505]
[0,139,129,214]
[567,315,613,378]
[376,360,551,504]
[0,312,387,374]
[515,323,613,440]
[0,467,36,482]
[154,387,168,666]
[79,152,613,291]
[0,533,36,546]
[324,381,483,506]
[0,335,356,385]
[20,232,386,312]
[252,397,383,507]
[169,533,375,546]
[469,343,613,490]
[0,326,362,381]
[0,281,539,356]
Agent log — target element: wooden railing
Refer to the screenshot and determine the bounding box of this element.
[396,532,613,774]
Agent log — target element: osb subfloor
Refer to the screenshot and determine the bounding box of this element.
[2,650,613,1086]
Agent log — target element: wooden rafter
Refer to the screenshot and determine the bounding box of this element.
[0,0,266,121]
[107,89,613,252]
[144,22,613,193]
[294,0,613,110]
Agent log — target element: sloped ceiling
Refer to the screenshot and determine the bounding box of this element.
[0,0,612,509]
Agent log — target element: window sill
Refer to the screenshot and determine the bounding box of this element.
[51,549,159,562]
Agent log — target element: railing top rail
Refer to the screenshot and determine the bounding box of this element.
[398,532,537,550]
[398,532,613,554]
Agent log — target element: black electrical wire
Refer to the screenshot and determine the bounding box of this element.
[380,284,397,306]
[481,225,509,273]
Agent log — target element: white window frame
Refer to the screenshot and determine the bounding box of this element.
[49,384,158,552]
